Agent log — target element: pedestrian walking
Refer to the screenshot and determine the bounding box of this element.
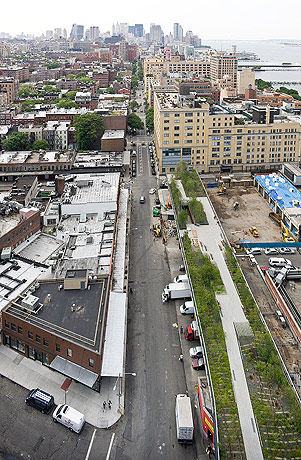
[108,400,112,410]
[103,401,106,411]
[180,326,183,334]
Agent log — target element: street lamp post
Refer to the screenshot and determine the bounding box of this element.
[113,372,136,413]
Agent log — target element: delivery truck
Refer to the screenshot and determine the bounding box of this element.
[175,394,194,443]
[162,282,191,302]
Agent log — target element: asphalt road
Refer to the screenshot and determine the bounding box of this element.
[0,375,114,460]
[244,251,301,268]
[109,140,196,460]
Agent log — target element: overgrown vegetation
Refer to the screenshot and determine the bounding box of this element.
[182,233,246,458]
[189,198,206,225]
[225,247,301,458]
[175,161,205,197]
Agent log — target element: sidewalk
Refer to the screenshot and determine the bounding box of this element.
[186,196,264,460]
[0,345,122,428]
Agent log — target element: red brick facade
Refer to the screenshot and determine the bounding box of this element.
[0,210,40,251]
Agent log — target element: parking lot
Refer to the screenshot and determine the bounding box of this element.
[209,186,282,243]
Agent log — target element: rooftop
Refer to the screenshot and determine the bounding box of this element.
[0,257,49,313]
[14,232,64,264]
[102,130,125,140]
[254,173,301,212]
[0,150,74,165]
[62,173,120,207]
[6,279,107,351]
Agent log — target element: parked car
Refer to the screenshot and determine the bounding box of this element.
[189,346,203,359]
[246,248,262,256]
[264,248,279,255]
[151,169,156,176]
[149,188,156,194]
[279,247,295,254]
[25,388,55,414]
[192,357,204,370]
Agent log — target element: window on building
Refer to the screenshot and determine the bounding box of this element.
[56,343,60,352]
[28,331,33,339]
[11,323,16,331]
[36,335,41,343]
[4,320,9,328]
[18,326,23,334]
[89,359,94,368]
[67,348,72,357]
[43,338,48,346]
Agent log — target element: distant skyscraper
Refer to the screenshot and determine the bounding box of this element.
[54,28,62,39]
[45,30,53,39]
[119,23,129,36]
[87,26,100,41]
[173,23,183,41]
[150,24,163,43]
[134,24,143,38]
[70,24,84,40]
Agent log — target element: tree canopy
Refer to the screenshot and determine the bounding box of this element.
[57,100,78,109]
[130,100,139,111]
[31,139,50,150]
[73,113,104,150]
[145,107,154,131]
[3,132,30,151]
[128,113,144,131]
[18,84,38,99]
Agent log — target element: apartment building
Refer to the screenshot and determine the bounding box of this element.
[143,56,211,102]
[0,67,29,82]
[153,91,301,174]
[209,52,238,89]
[0,77,18,104]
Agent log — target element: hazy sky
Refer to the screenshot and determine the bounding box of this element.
[1,0,301,39]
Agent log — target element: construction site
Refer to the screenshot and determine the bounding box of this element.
[207,179,301,394]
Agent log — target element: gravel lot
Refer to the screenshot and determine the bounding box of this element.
[209,186,282,243]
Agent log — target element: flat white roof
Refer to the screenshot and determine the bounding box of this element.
[102,130,125,140]
[101,291,126,377]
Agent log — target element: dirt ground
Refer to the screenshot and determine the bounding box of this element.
[208,186,282,243]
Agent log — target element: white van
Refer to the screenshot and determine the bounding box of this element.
[246,248,262,256]
[53,404,85,433]
[174,274,188,284]
[180,300,194,315]
[269,257,292,268]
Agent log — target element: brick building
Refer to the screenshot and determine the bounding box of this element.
[101,130,125,152]
[1,274,108,390]
[0,77,18,104]
[0,209,40,251]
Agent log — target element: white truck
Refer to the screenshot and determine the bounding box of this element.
[162,282,191,302]
[175,394,194,443]
[180,300,194,315]
[173,274,188,283]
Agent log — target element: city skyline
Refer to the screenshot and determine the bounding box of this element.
[1,0,301,39]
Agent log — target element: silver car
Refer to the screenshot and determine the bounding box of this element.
[279,247,295,254]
